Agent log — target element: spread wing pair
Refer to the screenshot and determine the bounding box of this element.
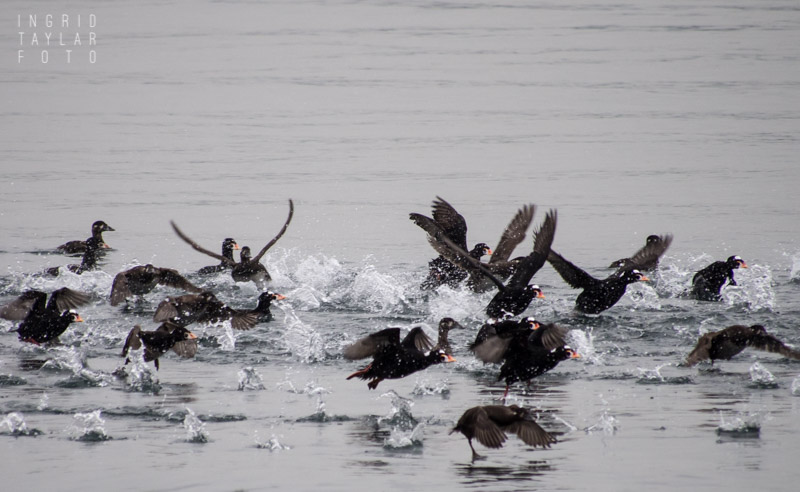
[684,324,800,366]
[410,197,535,292]
[171,199,294,285]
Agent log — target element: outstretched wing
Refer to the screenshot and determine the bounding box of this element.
[171,221,234,265]
[615,234,673,272]
[505,420,557,448]
[528,323,569,351]
[0,291,46,320]
[490,204,535,264]
[401,326,434,353]
[110,272,132,306]
[431,196,468,250]
[343,327,402,360]
[506,210,557,290]
[470,408,508,449]
[251,199,295,264]
[409,212,506,291]
[747,332,800,359]
[546,249,600,290]
[157,268,203,293]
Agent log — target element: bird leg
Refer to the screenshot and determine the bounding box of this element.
[346,363,372,380]
[367,378,384,390]
[468,439,484,461]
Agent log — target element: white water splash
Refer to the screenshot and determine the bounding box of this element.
[717,411,763,435]
[411,377,450,396]
[1,412,30,434]
[43,346,109,387]
[624,282,661,310]
[749,362,777,387]
[637,364,669,383]
[121,347,160,393]
[279,305,325,363]
[37,393,49,411]
[585,410,619,436]
[567,329,601,365]
[722,264,775,312]
[348,264,410,314]
[791,376,800,396]
[255,431,291,451]
[384,422,425,449]
[238,366,265,391]
[183,407,209,443]
[69,410,110,441]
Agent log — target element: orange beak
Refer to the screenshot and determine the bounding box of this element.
[570,351,581,359]
[275,294,287,300]
[532,322,541,330]
[233,243,241,250]
[639,275,650,282]
[486,248,493,255]
[102,243,111,249]
[536,291,545,299]
[74,315,85,322]
[443,354,457,363]
[739,261,748,269]
[187,332,198,340]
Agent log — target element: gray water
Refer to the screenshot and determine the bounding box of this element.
[2,0,800,490]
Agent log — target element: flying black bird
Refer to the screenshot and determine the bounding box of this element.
[608,234,673,271]
[57,220,115,254]
[684,324,800,366]
[109,264,202,306]
[689,255,748,301]
[171,199,294,287]
[410,197,535,291]
[450,405,556,460]
[1,288,90,344]
[547,250,650,314]
[121,323,198,370]
[344,326,455,389]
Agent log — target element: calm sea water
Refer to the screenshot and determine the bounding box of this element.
[2,0,800,490]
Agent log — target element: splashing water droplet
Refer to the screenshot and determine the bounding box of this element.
[183,407,209,443]
[69,410,110,441]
[238,366,265,391]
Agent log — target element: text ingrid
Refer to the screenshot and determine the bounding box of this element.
[17,14,98,64]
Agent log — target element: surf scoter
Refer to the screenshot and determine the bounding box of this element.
[608,234,673,271]
[450,405,556,460]
[171,199,294,287]
[1,287,90,344]
[45,238,103,276]
[470,317,539,363]
[344,326,456,389]
[109,264,202,306]
[57,220,115,254]
[410,197,535,291]
[684,324,800,366]
[547,249,649,314]
[121,323,198,370]
[689,255,748,301]
[197,238,240,275]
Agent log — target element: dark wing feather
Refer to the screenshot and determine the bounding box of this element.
[50,288,91,313]
[156,268,202,293]
[171,339,198,358]
[0,291,45,320]
[530,324,569,351]
[153,299,179,322]
[251,199,294,263]
[410,213,506,291]
[431,196,468,250]
[343,327,402,360]
[230,312,259,331]
[472,408,508,449]
[684,332,716,366]
[402,326,435,353]
[506,210,557,290]
[547,249,600,289]
[505,420,556,448]
[171,221,234,265]
[747,332,800,359]
[489,204,535,263]
[121,325,143,356]
[616,234,673,273]
[472,336,514,364]
[110,272,132,306]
